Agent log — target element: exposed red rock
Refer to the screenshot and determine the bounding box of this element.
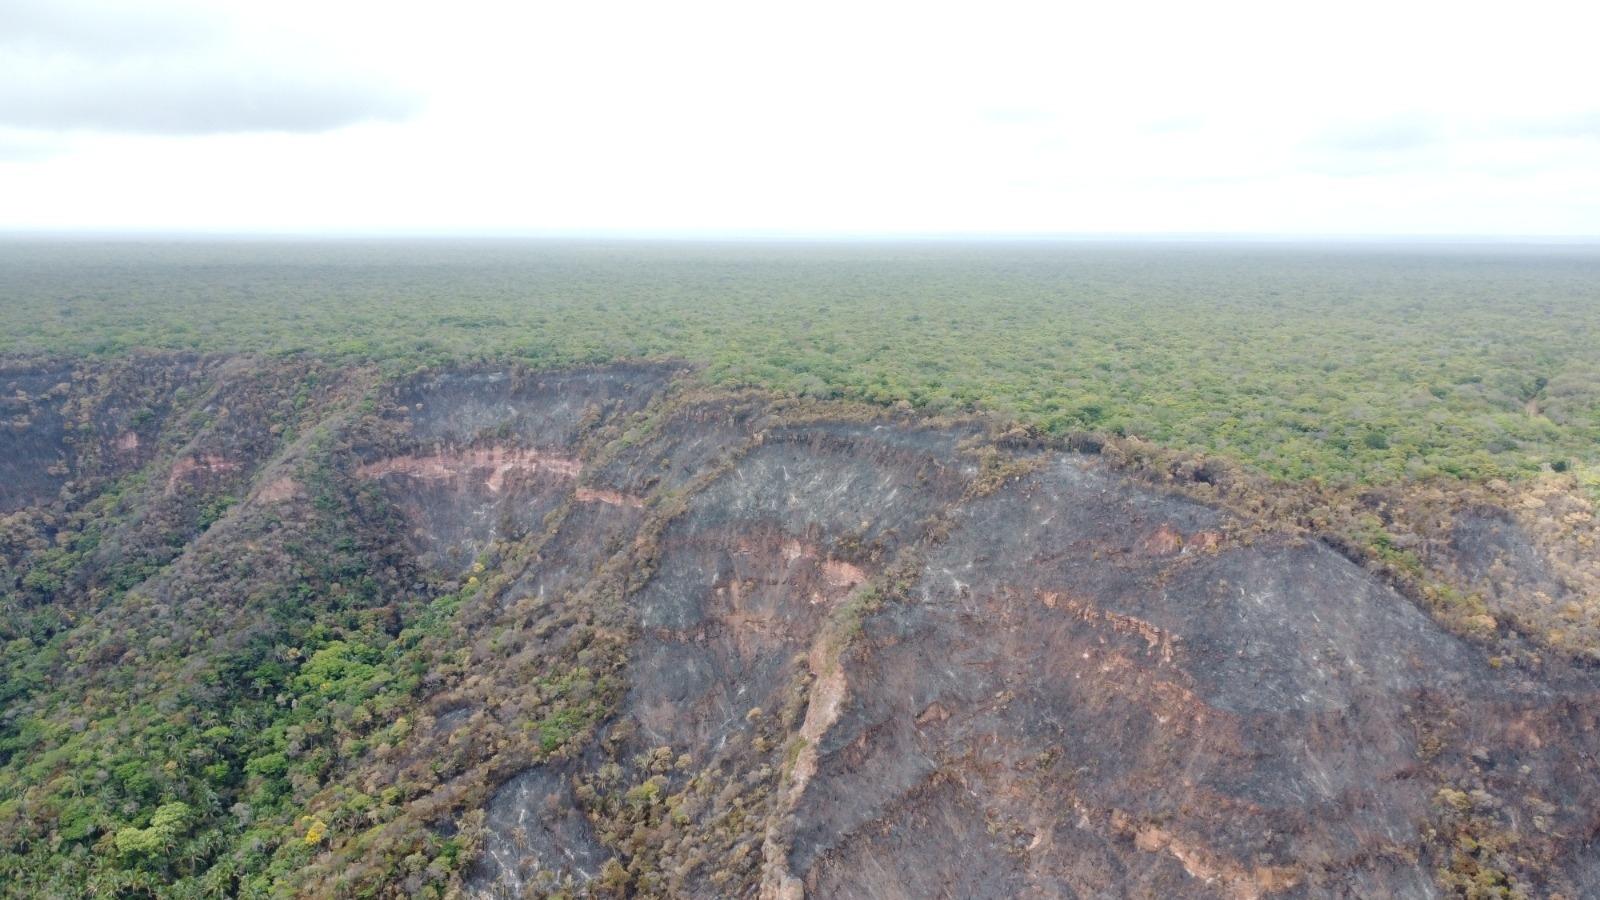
[1141,521,1185,555]
[356,445,581,493]
[574,485,645,508]
[255,475,301,503]
[166,453,239,494]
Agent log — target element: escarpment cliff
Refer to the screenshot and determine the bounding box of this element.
[2,356,1598,899]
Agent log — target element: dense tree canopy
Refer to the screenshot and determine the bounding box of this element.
[2,240,1596,485]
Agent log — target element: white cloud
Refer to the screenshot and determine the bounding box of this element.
[1,0,1597,235]
[0,0,419,135]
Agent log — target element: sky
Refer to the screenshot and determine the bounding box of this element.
[1,0,1598,237]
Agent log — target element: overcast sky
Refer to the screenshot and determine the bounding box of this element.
[2,0,1597,236]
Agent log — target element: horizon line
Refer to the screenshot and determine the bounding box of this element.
[3,228,1600,245]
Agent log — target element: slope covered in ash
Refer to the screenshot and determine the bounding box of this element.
[2,357,1598,899]
[371,370,1594,900]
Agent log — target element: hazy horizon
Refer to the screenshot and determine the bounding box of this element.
[4,230,1600,245]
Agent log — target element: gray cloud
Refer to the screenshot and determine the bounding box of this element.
[1308,111,1600,157]
[1520,110,1600,141]
[1310,117,1440,154]
[0,0,419,135]
[0,129,62,162]
[0,66,418,135]
[1301,111,1600,179]
[1295,118,1441,179]
[0,0,224,57]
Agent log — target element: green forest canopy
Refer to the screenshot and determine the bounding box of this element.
[2,238,1597,484]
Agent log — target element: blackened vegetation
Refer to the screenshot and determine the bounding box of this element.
[1,357,1598,899]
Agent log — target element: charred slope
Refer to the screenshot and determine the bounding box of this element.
[354,368,1599,899]
[2,357,1598,899]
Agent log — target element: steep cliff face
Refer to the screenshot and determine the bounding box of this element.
[0,357,215,513]
[359,367,669,574]
[784,459,1533,898]
[360,366,1598,899]
[2,357,1598,899]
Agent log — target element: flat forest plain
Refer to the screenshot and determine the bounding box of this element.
[2,238,1597,486]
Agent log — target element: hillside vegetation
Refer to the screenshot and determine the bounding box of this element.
[2,358,1597,898]
[3,240,1597,484]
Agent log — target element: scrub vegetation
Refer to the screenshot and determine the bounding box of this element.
[3,239,1596,485]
